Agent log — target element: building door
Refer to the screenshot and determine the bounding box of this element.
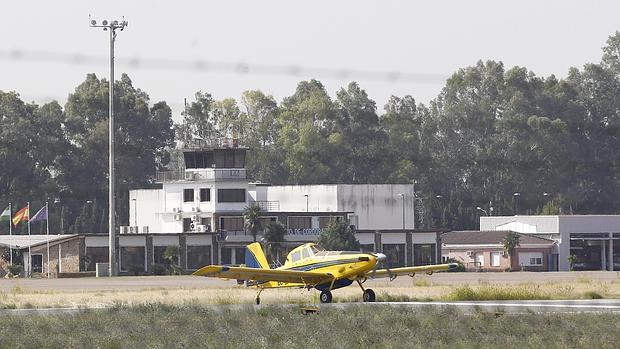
[31,255,43,273]
[475,253,484,267]
[183,218,192,232]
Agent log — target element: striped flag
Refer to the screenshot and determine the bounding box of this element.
[0,206,10,222]
[29,205,48,223]
[12,205,29,226]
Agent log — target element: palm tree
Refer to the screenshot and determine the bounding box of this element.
[243,204,263,242]
[503,231,521,270]
[263,221,286,265]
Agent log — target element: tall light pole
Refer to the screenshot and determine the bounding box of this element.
[90,16,128,277]
[131,198,137,226]
[399,193,405,232]
[513,192,521,215]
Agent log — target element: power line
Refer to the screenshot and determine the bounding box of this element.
[0,49,448,84]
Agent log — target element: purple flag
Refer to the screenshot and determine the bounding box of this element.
[29,205,48,223]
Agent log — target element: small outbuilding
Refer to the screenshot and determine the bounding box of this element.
[441,230,555,271]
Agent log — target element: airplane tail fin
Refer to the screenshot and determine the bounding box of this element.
[245,242,270,269]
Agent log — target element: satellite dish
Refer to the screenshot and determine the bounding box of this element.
[112,20,118,26]
[102,20,108,26]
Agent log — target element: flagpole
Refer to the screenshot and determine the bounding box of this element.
[9,203,12,265]
[46,201,50,278]
[27,202,31,278]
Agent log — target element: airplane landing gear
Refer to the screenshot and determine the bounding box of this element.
[256,288,264,305]
[357,279,376,302]
[362,289,376,302]
[319,290,333,303]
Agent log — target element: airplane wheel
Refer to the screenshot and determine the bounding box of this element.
[320,290,333,303]
[256,297,260,305]
[363,289,376,302]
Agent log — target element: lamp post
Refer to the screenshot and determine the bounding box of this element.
[399,193,405,232]
[304,194,308,212]
[131,198,137,226]
[476,206,489,216]
[513,192,521,215]
[90,16,128,277]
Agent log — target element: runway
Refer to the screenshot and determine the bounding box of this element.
[2,299,619,316]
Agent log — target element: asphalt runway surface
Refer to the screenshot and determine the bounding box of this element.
[1,270,619,292]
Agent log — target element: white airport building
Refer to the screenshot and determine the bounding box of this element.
[120,139,442,272]
[480,215,620,271]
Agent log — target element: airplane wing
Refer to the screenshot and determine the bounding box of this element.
[369,263,458,279]
[193,265,334,285]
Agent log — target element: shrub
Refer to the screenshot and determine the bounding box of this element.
[149,264,167,275]
[128,264,143,276]
[583,291,603,299]
[7,264,22,276]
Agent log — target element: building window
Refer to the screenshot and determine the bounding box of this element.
[184,189,194,202]
[120,246,145,272]
[413,244,436,265]
[187,245,211,270]
[288,216,312,229]
[518,252,544,266]
[235,248,245,265]
[200,188,211,202]
[153,246,179,266]
[220,216,244,231]
[217,189,246,203]
[319,216,342,229]
[221,247,232,265]
[31,254,43,273]
[382,244,405,268]
[85,247,109,271]
[491,252,501,267]
[201,217,212,231]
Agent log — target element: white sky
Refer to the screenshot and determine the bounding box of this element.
[1,0,619,120]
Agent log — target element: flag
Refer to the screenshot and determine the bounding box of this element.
[12,205,29,226]
[0,206,10,222]
[29,205,48,223]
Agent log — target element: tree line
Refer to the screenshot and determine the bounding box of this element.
[2,32,620,233]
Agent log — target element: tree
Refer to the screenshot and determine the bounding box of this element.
[503,231,521,270]
[243,204,263,242]
[317,220,360,251]
[262,221,286,265]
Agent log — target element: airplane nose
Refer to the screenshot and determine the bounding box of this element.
[375,253,387,262]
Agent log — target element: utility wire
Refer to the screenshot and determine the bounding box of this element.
[0,49,448,84]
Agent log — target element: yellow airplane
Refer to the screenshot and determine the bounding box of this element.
[194,242,457,304]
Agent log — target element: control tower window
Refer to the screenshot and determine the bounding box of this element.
[184,189,194,202]
[217,189,246,203]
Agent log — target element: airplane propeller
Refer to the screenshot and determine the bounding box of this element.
[369,252,396,281]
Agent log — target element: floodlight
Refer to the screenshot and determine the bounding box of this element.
[91,20,96,25]
[102,20,108,26]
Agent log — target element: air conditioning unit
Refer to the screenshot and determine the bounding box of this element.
[191,215,199,221]
[142,226,149,233]
[190,222,196,231]
[129,226,138,234]
[191,206,200,212]
[196,224,207,233]
[185,172,195,180]
[466,250,474,257]
[499,250,506,256]
[172,207,181,213]
[120,226,130,234]
[174,214,181,221]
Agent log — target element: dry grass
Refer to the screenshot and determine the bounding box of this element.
[1,275,620,309]
[1,304,619,348]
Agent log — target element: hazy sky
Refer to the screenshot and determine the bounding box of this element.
[2,0,619,119]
